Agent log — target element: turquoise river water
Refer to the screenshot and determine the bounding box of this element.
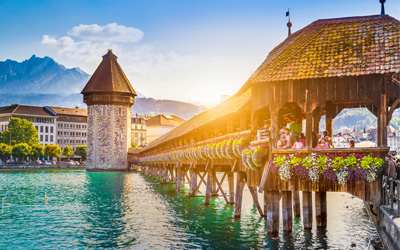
[0,171,383,249]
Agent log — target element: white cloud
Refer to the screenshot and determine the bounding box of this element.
[68,23,143,43]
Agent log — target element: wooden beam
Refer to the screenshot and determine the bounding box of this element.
[305,112,313,148]
[189,169,197,197]
[303,191,313,229]
[258,161,271,193]
[326,101,333,137]
[378,76,388,147]
[213,172,229,204]
[234,171,246,218]
[266,190,280,234]
[387,98,400,123]
[315,191,327,227]
[248,186,264,217]
[196,172,207,191]
[230,159,238,172]
[176,166,182,192]
[228,172,235,204]
[292,191,301,218]
[282,191,293,232]
[204,171,213,205]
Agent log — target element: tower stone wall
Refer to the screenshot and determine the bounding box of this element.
[87,105,131,170]
[81,50,136,171]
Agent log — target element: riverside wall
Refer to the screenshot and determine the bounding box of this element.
[378,204,400,250]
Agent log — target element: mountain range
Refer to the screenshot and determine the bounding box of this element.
[0,55,202,120]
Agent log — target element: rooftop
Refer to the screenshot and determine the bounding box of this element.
[0,104,56,117]
[248,15,400,83]
[48,106,87,116]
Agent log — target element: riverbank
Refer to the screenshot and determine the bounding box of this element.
[0,164,86,171]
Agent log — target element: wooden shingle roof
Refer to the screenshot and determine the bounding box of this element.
[141,88,251,152]
[248,15,400,83]
[81,50,137,96]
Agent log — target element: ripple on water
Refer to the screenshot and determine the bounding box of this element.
[0,172,383,249]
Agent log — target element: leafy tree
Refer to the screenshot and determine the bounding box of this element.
[0,143,12,163]
[45,144,62,159]
[12,143,31,163]
[1,118,39,146]
[30,144,44,160]
[62,146,74,159]
[75,145,87,161]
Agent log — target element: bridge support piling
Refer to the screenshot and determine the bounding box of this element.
[249,186,264,217]
[315,191,327,227]
[176,166,182,192]
[189,169,197,197]
[292,191,301,218]
[303,191,313,229]
[211,170,218,196]
[282,191,293,232]
[228,172,235,204]
[205,171,213,205]
[234,171,246,218]
[266,190,280,234]
[163,167,168,184]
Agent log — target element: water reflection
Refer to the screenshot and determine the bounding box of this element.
[0,172,384,249]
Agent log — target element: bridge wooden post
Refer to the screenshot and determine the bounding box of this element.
[234,171,246,218]
[163,165,168,184]
[266,190,280,234]
[176,162,182,191]
[189,169,197,197]
[303,191,313,229]
[205,170,213,205]
[282,191,293,231]
[211,170,218,196]
[228,172,235,204]
[315,191,327,227]
[293,191,301,217]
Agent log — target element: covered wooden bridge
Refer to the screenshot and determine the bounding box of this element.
[132,14,400,234]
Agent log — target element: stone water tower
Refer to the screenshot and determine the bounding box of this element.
[81,50,136,171]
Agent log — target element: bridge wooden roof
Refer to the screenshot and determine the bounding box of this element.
[248,15,400,83]
[141,87,251,152]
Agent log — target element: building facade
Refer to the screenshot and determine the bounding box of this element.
[81,50,137,170]
[132,116,146,147]
[146,114,186,143]
[50,106,88,151]
[0,105,57,146]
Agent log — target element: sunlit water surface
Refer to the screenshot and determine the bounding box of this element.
[0,171,382,249]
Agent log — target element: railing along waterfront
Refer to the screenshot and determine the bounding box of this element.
[383,178,400,215]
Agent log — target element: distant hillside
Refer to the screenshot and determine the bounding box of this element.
[0,55,202,119]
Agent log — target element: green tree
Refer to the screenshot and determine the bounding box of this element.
[1,117,39,146]
[30,144,44,160]
[12,143,31,163]
[0,143,12,163]
[75,145,87,161]
[45,144,62,159]
[62,146,74,159]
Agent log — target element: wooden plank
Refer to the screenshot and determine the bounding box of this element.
[282,191,293,232]
[315,191,327,228]
[228,172,235,204]
[303,191,313,229]
[234,171,246,218]
[204,171,213,205]
[248,186,264,217]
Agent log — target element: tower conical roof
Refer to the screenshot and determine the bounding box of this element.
[81,50,137,96]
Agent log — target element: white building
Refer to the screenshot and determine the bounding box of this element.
[146,114,186,143]
[49,106,88,151]
[0,104,56,146]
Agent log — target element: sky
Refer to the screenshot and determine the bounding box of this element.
[0,0,399,104]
